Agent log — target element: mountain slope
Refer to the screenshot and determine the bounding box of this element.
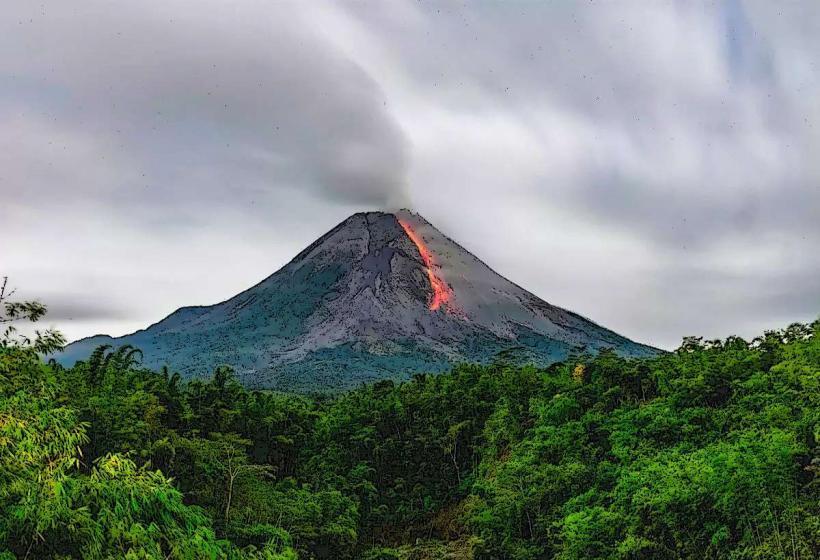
[58,210,659,391]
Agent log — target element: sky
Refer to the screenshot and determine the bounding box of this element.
[2,0,818,350]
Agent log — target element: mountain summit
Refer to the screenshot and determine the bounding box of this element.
[59,210,658,391]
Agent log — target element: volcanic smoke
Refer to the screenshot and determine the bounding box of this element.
[398,219,452,311]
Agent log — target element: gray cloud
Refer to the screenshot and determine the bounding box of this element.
[1,1,409,227]
[36,297,131,322]
[2,0,818,349]
[341,1,818,251]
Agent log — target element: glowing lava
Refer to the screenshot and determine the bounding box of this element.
[398,219,452,311]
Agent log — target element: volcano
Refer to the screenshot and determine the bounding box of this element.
[59,210,659,392]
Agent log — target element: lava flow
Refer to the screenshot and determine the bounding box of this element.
[398,219,452,311]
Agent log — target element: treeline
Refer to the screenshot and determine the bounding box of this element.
[0,297,818,558]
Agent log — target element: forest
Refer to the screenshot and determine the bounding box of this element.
[0,289,818,559]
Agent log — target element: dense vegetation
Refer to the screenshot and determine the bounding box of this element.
[1,282,818,559]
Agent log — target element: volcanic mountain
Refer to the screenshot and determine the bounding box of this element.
[59,210,658,392]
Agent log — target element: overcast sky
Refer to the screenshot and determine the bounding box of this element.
[3,0,818,350]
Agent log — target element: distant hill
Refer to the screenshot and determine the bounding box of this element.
[59,210,659,391]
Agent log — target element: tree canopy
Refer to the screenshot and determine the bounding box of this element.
[0,280,817,558]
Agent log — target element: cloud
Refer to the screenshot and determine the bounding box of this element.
[334,1,818,250]
[0,0,409,227]
[36,297,131,322]
[1,0,817,348]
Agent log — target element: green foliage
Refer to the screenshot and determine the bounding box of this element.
[465,323,820,560]
[0,277,65,354]
[229,477,358,558]
[0,385,234,558]
[0,288,817,559]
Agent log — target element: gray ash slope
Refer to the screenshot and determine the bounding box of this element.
[58,210,659,392]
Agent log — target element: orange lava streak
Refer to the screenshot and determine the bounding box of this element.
[398,219,451,311]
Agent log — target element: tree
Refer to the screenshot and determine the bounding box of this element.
[0,277,65,354]
[183,433,273,525]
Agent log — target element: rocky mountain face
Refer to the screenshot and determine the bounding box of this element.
[58,210,659,392]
